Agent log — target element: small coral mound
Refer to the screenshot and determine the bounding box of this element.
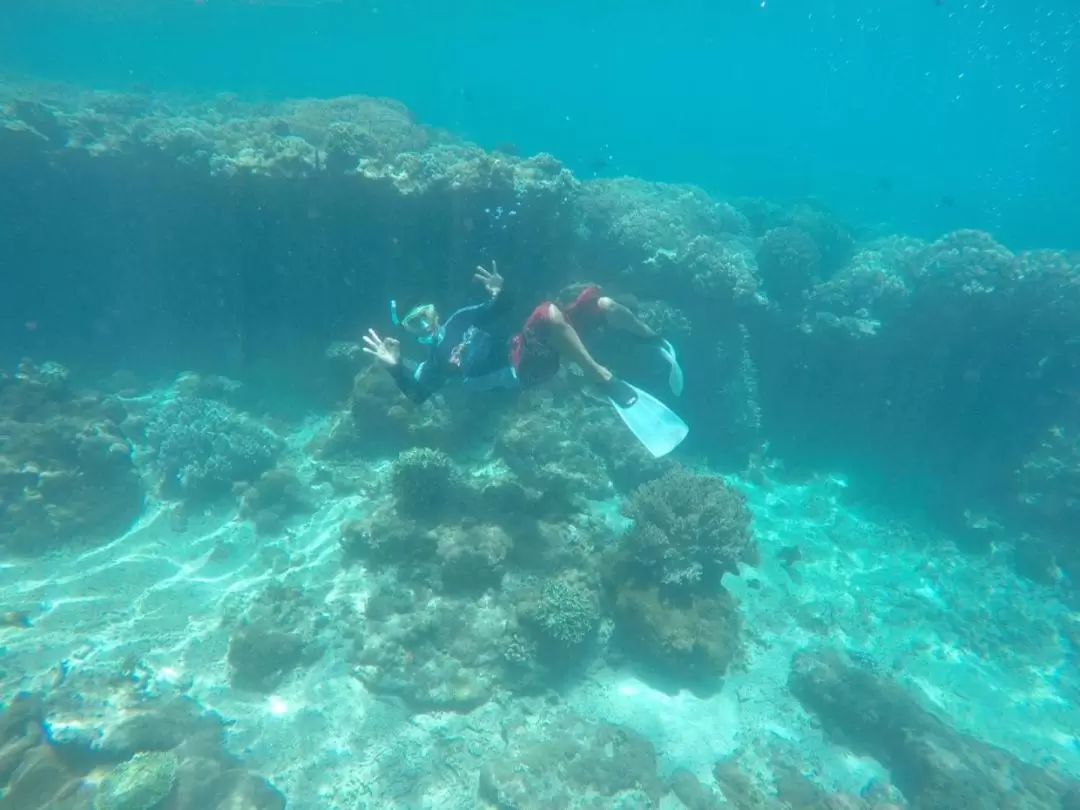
[225,584,325,691]
[93,750,177,810]
[340,513,438,565]
[613,583,741,689]
[620,467,757,592]
[436,523,511,592]
[390,446,471,519]
[146,395,283,500]
[495,408,614,502]
[756,225,822,308]
[237,467,313,535]
[317,363,495,459]
[353,586,501,711]
[789,204,855,277]
[521,578,600,651]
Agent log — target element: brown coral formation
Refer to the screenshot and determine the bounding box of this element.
[0,361,143,554]
[0,694,284,810]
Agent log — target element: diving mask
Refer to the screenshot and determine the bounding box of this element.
[390,300,439,345]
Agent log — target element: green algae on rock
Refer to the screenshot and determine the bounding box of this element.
[93,750,178,810]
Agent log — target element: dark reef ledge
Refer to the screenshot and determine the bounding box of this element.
[2,78,1080,582]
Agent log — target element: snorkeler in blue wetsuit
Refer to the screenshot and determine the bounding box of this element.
[363,262,689,458]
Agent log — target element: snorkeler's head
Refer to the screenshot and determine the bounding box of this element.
[390,300,439,343]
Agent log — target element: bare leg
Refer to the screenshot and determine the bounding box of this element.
[545,305,612,383]
[597,296,658,340]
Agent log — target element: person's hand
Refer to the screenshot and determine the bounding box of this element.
[362,329,401,366]
[474,260,503,297]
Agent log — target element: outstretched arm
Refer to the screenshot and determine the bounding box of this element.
[389,357,443,404]
[473,261,512,325]
[363,329,443,404]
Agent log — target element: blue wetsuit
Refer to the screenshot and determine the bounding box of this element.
[388,290,518,404]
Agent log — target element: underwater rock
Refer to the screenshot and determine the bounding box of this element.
[227,624,308,691]
[575,396,675,493]
[713,757,774,809]
[171,760,285,810]
[789,647,1080,810]
[13,665,284,809]
[93,750,178,810]
[42,665,223,761]
[476,477,575,522]
[93,698,221,760]
[669,768,723,810]
[0,695,85,810]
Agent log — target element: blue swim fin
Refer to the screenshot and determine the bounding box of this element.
[657,339,684,396]
[607,380,689,458]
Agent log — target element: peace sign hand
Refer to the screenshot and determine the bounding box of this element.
[362,329,401,367]
[474,260,504,297]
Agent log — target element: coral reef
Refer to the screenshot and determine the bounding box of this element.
[316,363,500,460]
[145,395,283,501]
[756,226,822,309]
[495,406,615,502]
[236,467,314,536]
[518,577,601,652]
[0,693,283,810]
[618,467,758,592]
[0,361,143,554]
[352,582,503,711]
[3,76,1080,810]
[435,523,512,592]
[225,584,328,691]
[478,714,664,809]
[340,512,439,567]
[389,446,471,520]
[612,584,741,690]
[789,647,1080,810]
[3,80,1079,574]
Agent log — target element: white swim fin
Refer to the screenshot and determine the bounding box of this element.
[606,379,689,458]
[658,339,684,396]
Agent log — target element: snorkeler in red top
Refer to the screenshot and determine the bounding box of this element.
[363,261,688,457]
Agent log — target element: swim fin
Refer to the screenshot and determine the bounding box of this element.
[605,378,689,458]
[657,339,684,396]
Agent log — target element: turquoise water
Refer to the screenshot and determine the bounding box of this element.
[3,0,1077,248]
[1,2,1080,810]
